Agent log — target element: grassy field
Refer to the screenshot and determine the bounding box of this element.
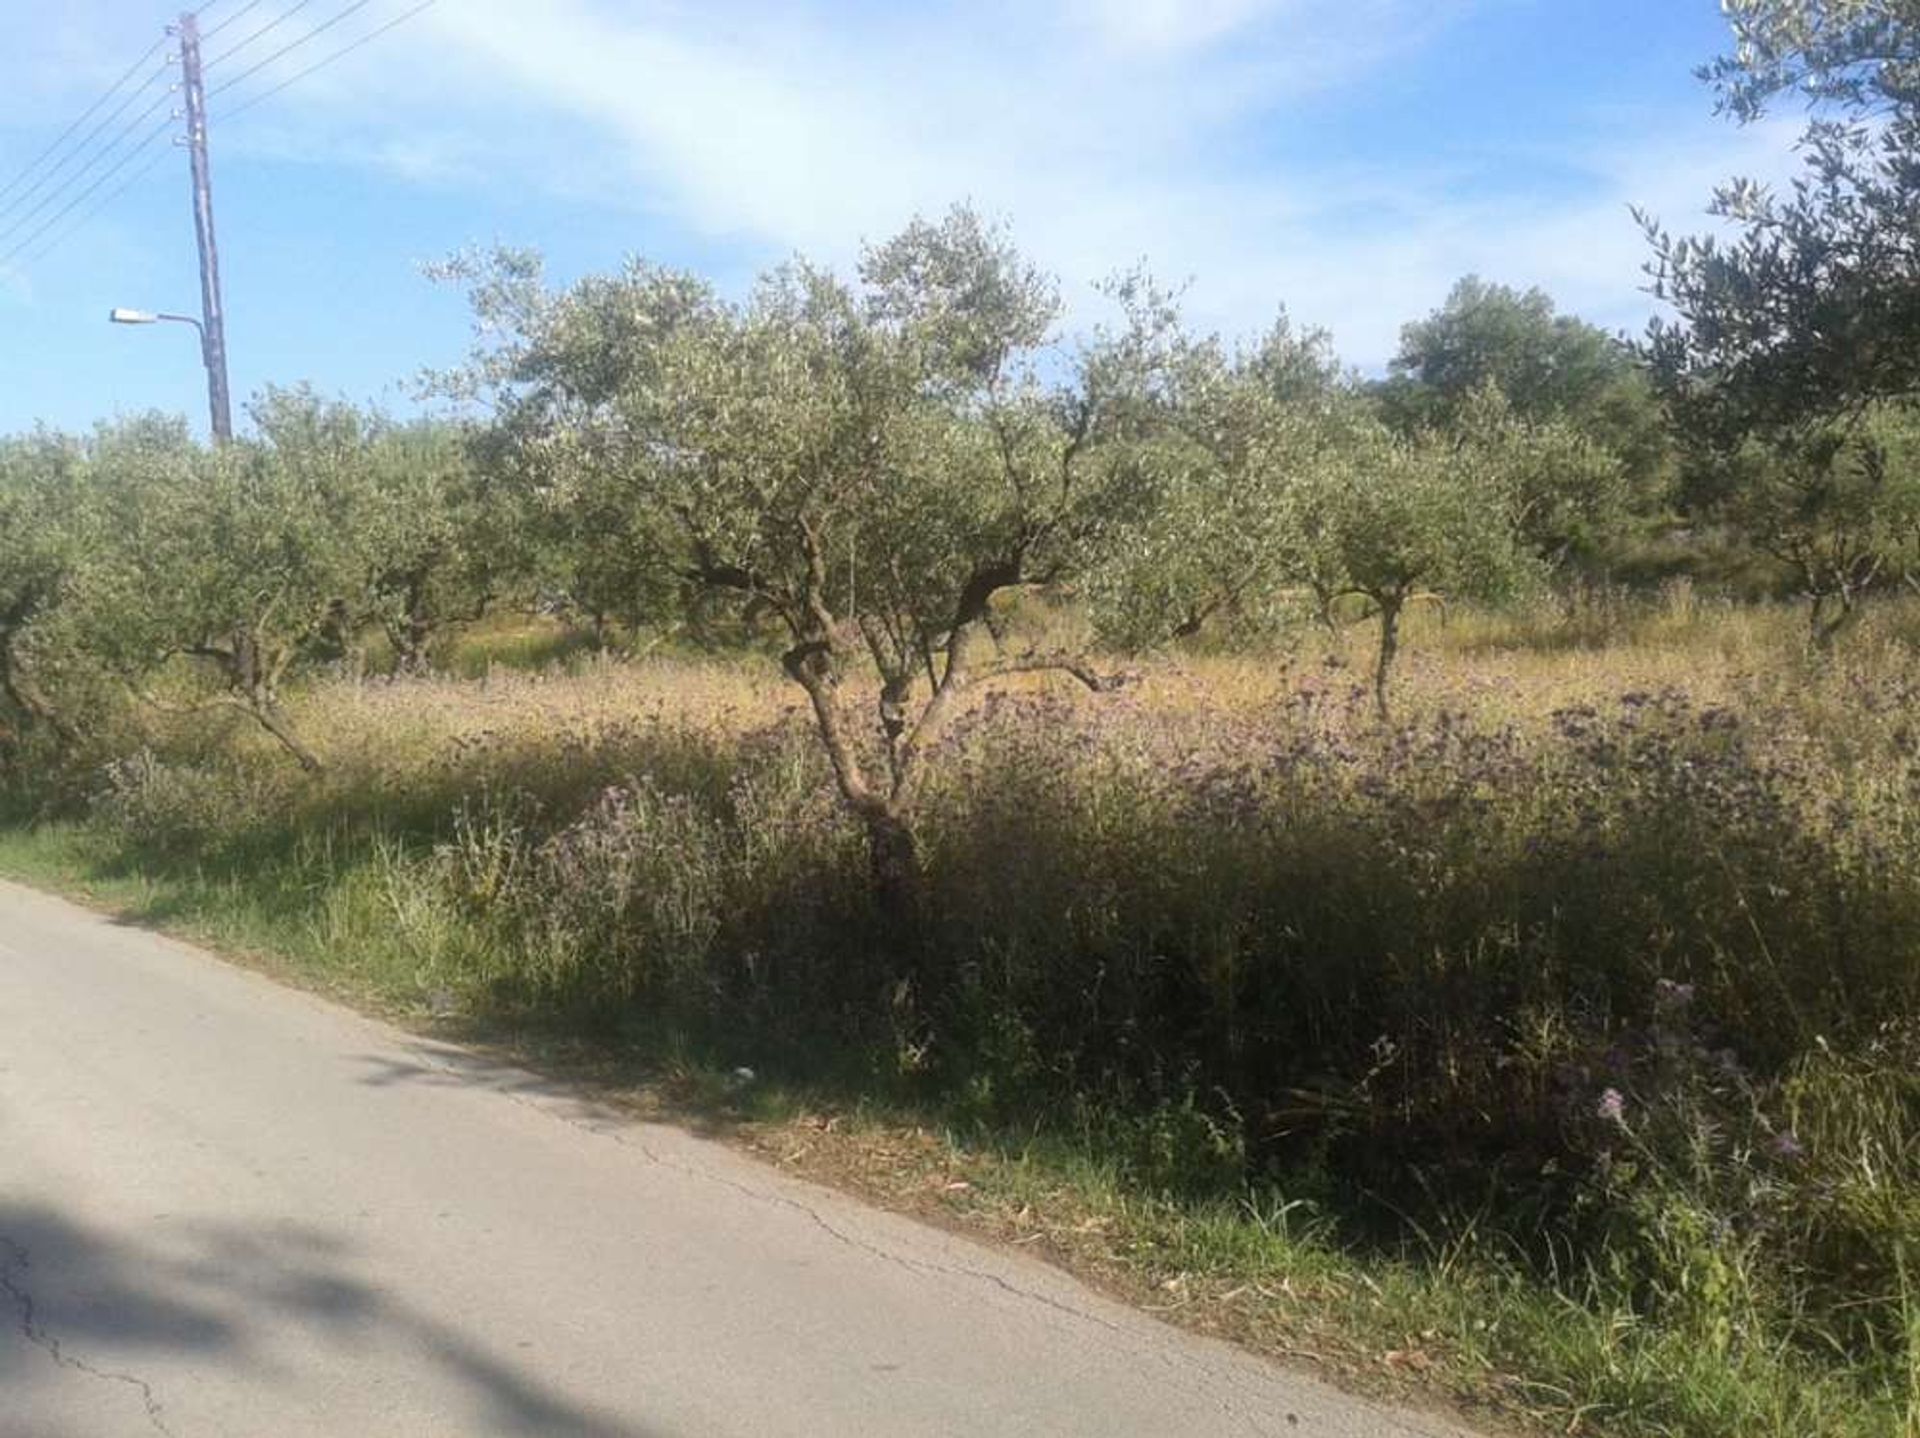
[4,590,1917,1437]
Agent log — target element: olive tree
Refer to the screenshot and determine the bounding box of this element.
[425,249,695,647]
[1381,276,1668,503]
[1639,2,1920,635]
[1705,415,1920,645]
[1301,423,1533,718]
[0,428,96,749]
[236,388,514,676]
[1641,1,1920,435]
[357,420,508,672]
[1095,329,1547,702]
[80,398,371,771]
[446,208,1158,910]
[1093,308,1358,647]
[1451,384,1632,574]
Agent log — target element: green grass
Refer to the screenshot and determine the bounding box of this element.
[0,817,1902,1438]
[0,821,446,1013]
[4,596,1918,1437]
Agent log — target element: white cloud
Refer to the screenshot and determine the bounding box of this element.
[368,0,1796,364]
[370,1,1465,297]
[1146,114,1810,366]
[0,0,1807,367]
[1062,0,1285,54]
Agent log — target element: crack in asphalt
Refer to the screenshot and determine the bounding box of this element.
[0,1235,178,1437]
[635,1145,1284,1437]
[397,1042,1285,1435]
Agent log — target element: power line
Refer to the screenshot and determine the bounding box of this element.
[205,0,322,70]
[200,0,270,43]
[215,0,437,122]
[0,33,169,211]
[206,0,383,99]
[12,140,176,274]
[0,115,179,274]
[0,62,174,232]
[2,0,436,283]
[0,83,181,251]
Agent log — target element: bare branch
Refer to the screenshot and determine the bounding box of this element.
[969,652,1131,692]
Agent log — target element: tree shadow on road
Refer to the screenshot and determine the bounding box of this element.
[350,1030,757,1146]
[0,1201,658,1437]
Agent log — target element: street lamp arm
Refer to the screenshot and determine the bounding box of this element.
[111,307,208,341]
[108,305,220,433]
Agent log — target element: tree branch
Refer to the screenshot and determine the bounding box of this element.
[969,652,1129,692]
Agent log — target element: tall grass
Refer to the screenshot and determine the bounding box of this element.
[6,593,1917,1436]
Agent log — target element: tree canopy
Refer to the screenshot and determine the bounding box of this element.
[1380,276,1668,504]
[435,207,1173,902]
[1643,0,1920,436]
[0,427,97,746]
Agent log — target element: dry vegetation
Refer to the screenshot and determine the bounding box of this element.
[5,589,1917,1438]
[9,7,1920,1433]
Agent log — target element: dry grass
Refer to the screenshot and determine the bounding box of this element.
[7,588,1918,1438]
[157,588,1916,794]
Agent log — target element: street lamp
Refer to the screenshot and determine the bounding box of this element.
[108,306,231,440]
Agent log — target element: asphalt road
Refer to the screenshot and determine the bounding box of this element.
[0,879,1480,1437]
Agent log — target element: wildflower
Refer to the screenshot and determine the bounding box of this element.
[1653,978,1696,1011]
[1770,1131,1805,1161]
[1596,1088,1627,1124]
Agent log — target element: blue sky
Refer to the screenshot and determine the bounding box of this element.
[0,0,1803,438]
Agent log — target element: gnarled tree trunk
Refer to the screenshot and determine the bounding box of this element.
[862,808,921,926]
[1372,593,1403,722]
[0,635,78,749]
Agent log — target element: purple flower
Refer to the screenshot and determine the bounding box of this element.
[1771,1132,1805,1162]
[1596,1088,1627,1124]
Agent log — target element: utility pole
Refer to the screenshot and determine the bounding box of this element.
[175,11,232,441]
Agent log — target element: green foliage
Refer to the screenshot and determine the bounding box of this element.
[1686,410,1920,645]
[1091,307,1355,649]
[354,416,511,670]
[1300,418,1535,713]
[9,628,1920,1434]
[71,399,367,769]
[1643,1,1920,435]
[426,249,711,643]
[1452,383,1635,570]
[0,426,98,749]
[1381,275,1669,500]
[237,386,513,672]
[434,207,1174,900]
[0,390,525,774]
[1640,3,1920,652]
[1389,276,1622,422]
[1092,310,1557,720]
[1706,0,1920,123]
[1310,425,1530,602]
